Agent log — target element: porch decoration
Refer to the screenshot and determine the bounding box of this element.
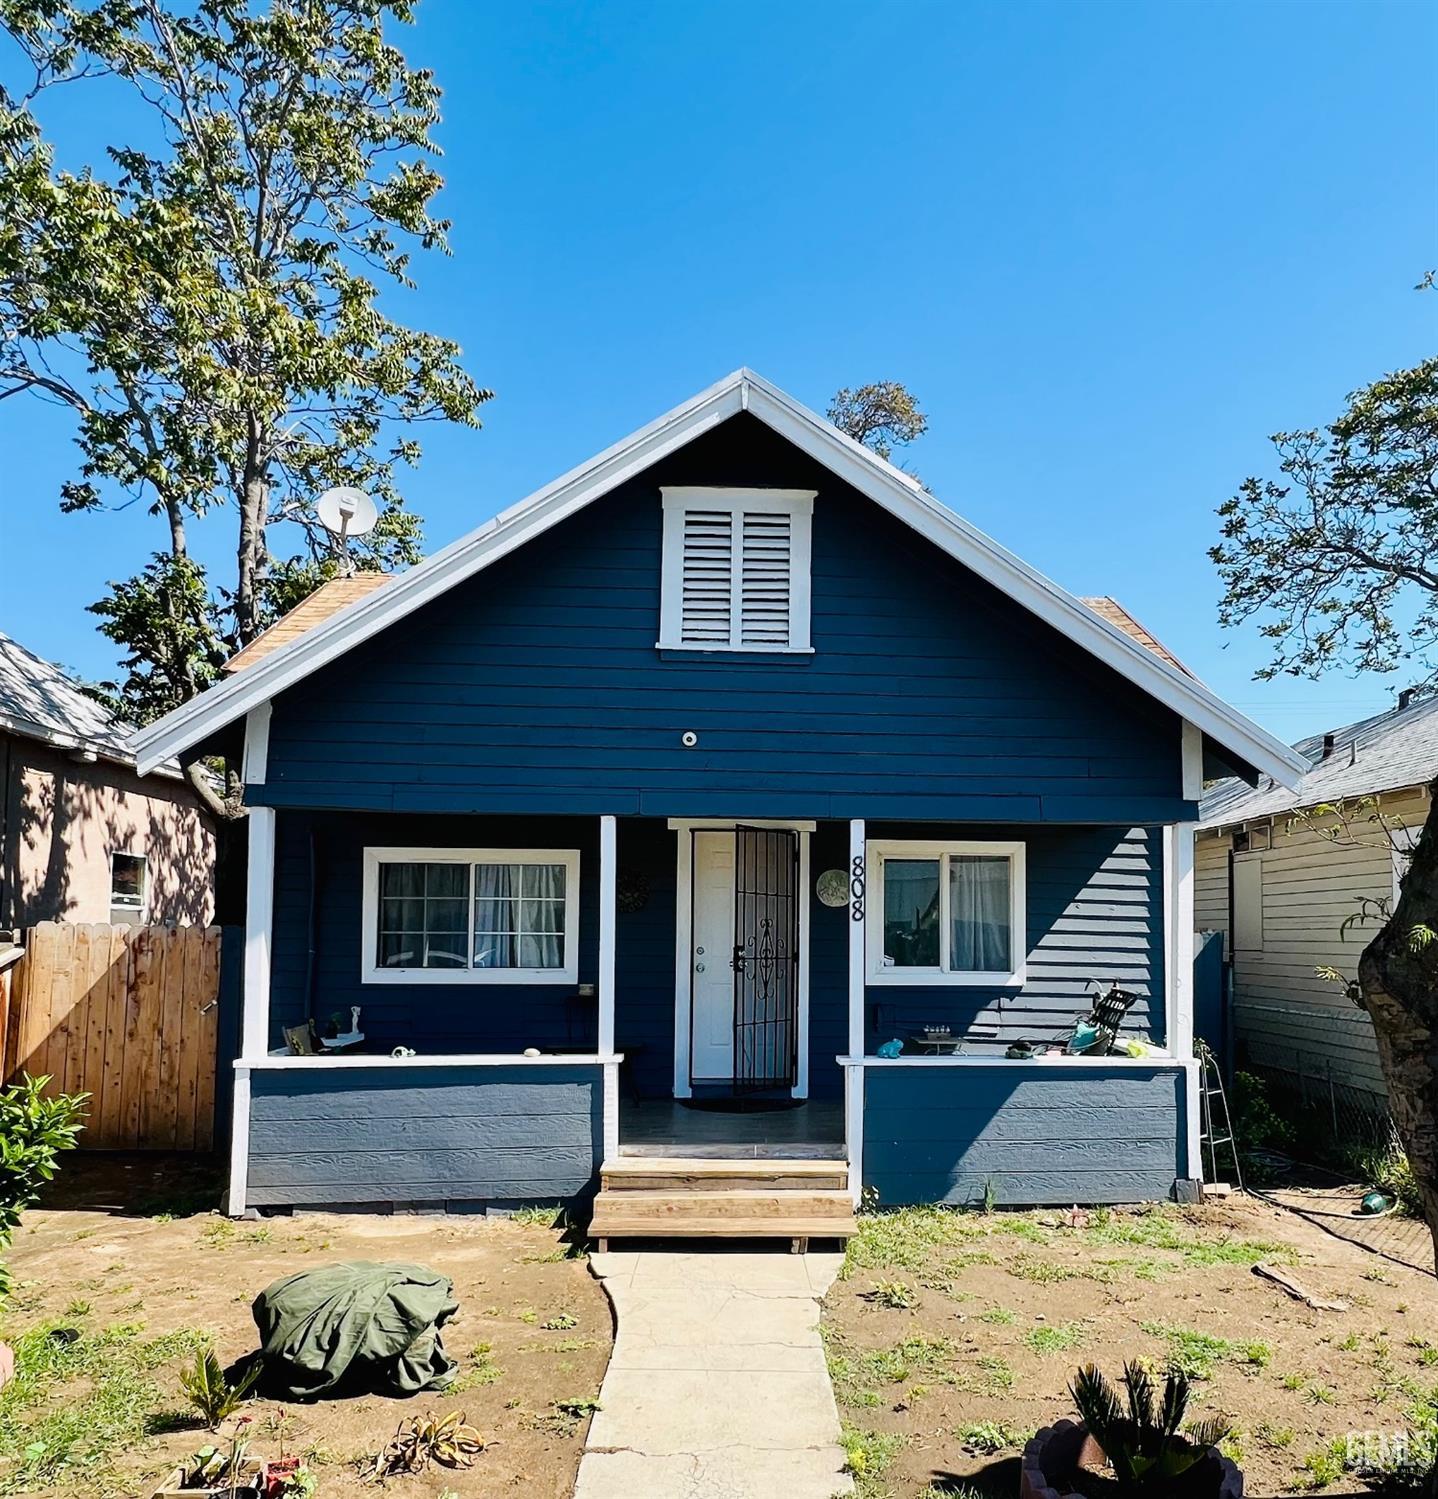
[815,868,849,907]
[616,868,650,912]
[1020,1362,1242,1497]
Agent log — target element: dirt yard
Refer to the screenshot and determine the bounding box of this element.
[824,1195,1438,1498]
[0,1157,612,1498]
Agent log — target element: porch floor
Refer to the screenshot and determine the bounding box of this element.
[618,1098,845,1159]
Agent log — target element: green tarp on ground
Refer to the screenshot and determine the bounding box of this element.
[253,1261,459,1398]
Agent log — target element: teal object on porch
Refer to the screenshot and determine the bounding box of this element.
[877,1039,904,1059]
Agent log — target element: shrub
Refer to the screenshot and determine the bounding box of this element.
[0,1074,88,1295]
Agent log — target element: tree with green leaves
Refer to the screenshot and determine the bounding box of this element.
[828,381,927,462]
[0,0,490,764]
[1213,354,1438,1259]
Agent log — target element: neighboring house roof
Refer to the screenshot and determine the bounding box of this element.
[1078,598,1192,675]
[1199,693,1438,830]
[226,574,393,674]
[0,630,179,777]
[132,368,1308,788]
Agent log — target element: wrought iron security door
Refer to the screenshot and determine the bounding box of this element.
[731,826,799,1092]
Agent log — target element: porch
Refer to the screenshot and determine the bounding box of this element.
[227,806,1201,1228]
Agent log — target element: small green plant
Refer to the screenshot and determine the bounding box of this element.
[179,1347,261,1429]
[1070,1361,1232,1495]
[956,1419,1022,1453]
[979,1305,1016,1325]
[1024,1322,1086,1356]
[1255,1421,1295,1448]
[839,1425,905,1491]
[981,1177,998,1213]
[862,1279,919,1310]
[541,1312,578,1331]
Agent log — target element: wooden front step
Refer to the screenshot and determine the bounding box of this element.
[601,1157,848,1193]
[590,1157,856,1245]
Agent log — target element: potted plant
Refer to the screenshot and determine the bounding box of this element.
[151,1418,267,1498]
[1021,1362,1242,1498]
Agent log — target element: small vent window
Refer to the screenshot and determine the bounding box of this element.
[660,487,814,652]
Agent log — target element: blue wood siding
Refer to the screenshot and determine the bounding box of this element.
[863,1065,1185,1206]
[254,416,1189,822]
[864,823,1166,1048]
[245,1064,602,1207]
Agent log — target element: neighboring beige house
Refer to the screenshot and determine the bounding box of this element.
[1197,694,1436,1112]
[0,631,215,930]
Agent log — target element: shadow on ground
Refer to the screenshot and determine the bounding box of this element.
[35,1151,224,1217]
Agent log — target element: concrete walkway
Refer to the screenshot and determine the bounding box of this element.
[574,1248,854,1499]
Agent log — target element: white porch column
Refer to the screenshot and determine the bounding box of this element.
[847,818,866,1203]
[242,806,276,1060]
[1165,819,1199,1177]
[598,816,618,1160]
[230,796,275,1216]
[598,815,617,1057]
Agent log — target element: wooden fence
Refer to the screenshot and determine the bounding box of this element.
[1,922,222,1150]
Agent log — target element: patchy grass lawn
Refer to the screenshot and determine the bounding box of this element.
[823,1195,1438,1498]
[0,1159,611,1497]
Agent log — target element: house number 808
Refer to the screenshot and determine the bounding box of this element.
[850,856,865,921]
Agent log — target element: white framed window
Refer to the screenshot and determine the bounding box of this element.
[866,840,1026,986]
[657,486,816,653]
[361,847,580,985]
[109,850,148,926]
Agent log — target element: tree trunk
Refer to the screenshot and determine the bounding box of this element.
[1358,776,1438,1267]
[236,419,266,645]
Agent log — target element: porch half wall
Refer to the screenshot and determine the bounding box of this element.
[860,1061,1187,1207]
[243,1062,603,1209]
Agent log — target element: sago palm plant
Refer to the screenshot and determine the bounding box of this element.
[1070,1361,1231,1494]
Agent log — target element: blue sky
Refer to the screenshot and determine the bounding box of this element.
[3,0,1434,741]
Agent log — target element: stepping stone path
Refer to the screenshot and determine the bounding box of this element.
[575,1247,854,1499]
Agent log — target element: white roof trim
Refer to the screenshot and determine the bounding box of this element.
[133,368,1306,789]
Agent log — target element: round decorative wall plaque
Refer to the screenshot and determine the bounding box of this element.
[816,868,850,908]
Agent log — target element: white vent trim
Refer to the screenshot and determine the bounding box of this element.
[658,486,815,652]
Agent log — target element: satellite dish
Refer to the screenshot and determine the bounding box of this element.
[316,486,378,539]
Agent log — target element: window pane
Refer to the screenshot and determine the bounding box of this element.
[379,931,418,968]
[377,860,472,969]
[425,863,467,899]
[521,863,567,900]
[381,863,424,899]
[949,856,1012,972]
[111,853,146,905]
[882,859,940,968]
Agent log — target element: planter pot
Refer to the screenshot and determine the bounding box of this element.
[1021,1419,1243,1499]
[263,1456,301,1497]
[150,1459,267,1499]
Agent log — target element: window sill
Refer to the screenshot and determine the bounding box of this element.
[867,969,1026,988]
[361,968,581,986]
[656,644,814,661]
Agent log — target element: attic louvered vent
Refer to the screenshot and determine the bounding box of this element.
[659,487,815,652]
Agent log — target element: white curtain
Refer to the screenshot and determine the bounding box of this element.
[949,856,1011,972]
[473,863,517,969]
[519,863,565,969]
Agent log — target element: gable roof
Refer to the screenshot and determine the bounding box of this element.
[0,630,178,777]
[1199,693,1438,830]
[132,368,1307,788]
[225,573,393,674]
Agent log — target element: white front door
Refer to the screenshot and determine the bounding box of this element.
[690,831,736,1080]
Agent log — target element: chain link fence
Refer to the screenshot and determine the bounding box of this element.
[1236,1001,1397,1157]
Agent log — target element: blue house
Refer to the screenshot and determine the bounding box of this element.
[134,370,1305,1241]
